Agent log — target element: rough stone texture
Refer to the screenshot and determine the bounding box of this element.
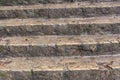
[0,0,119,79]
[0,69,119,80]
[0,7,120,19]
[0,71,31,80]
[0,43,119,57]
[0,0,119,6]
[0,24,120,37]
[30,69,120,80]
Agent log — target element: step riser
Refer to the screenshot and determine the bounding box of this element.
[0,43,119,57]
[0,71,31,80]
[0,7,119,19]
[32,70,120,80]
[0,0,119,6]
[0,24,120,37]
[0,70,119,80]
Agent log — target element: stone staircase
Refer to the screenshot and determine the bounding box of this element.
[0,0,119,80]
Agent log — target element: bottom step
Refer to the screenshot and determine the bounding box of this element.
[0,70,119,80]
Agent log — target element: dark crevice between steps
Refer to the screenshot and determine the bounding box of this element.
[0,43,120,57]
[0,23,120,37]
[0,0,119,6]
[0,69,119,80]
[0,7,120,19]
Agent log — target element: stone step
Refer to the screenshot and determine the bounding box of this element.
[31,70,120,80]
[0,17,120,36]
[0,0,119,6]
[0,23,120,36]
[0,69,119,80]
[0,2,119,19]
[0,16,119,26]
[0,35,120,57]
[0,55,119,71]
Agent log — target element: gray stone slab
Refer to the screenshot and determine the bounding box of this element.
[0,7,119,19]
[0,0,119,6]
[0,24,120,37]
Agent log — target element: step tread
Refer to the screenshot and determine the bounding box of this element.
[0,55,119,71]
[0,34,120,46]
[0,2,120,10]
[0,16,120,26]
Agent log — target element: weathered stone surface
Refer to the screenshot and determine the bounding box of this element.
[0,7,119,19]
[0,0,119,79]
[0,69,119,80]
[0,71,31,80]
[0,43,119,57]
[32,69,120,80]
[0,24,120,37]
[0,35,119,57]
[0,0,119,6]
[0,55,119,71]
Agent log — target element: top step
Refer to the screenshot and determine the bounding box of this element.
[0,0,119,6]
